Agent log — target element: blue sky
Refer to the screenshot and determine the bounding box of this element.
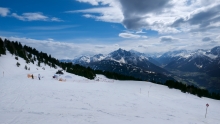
[1,0,220,59]
[0,0,125,42]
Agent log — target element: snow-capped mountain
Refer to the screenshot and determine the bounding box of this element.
[63,48,173,82]
[129,50,161,66]
[60,47,220,92]
[207,46,220,57]
[149,47,220,93]
[155,47,220,73]
[154,50,191,66]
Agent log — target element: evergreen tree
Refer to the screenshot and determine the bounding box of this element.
[0,38,6,55]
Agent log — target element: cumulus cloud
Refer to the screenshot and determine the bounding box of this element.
[0,7,10,17]
[119,0,170,29]
[202,37,212,42]
[74,0,220,35]
[171,3,220,31]
[11,12,62,22]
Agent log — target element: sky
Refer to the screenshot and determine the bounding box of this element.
[1,0,220,59]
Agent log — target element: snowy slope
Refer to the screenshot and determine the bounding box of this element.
[0,53,220,124]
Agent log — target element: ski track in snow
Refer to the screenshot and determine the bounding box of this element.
[0,53,220,124]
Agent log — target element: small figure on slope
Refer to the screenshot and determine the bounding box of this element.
[38,74,41,80]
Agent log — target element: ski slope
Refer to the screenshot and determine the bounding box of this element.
[0,53,220,124]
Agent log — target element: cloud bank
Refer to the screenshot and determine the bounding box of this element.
[2,35,219,59]
[72,0,220,35]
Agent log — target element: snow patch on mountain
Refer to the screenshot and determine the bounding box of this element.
[195,62,203,69]
[79,55,91,63]
[161,48,220,61]
[107,57,126,64]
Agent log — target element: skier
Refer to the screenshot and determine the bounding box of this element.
[38,74,41,80]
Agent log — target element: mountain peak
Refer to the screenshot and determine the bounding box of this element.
[210,46,220,56]
[110,48,131,57]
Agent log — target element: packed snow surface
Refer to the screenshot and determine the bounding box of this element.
[0,53,220,124]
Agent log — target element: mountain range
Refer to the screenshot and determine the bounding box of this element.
[61,46,220,93]
[156,46,220,77]
[61,48,174,83]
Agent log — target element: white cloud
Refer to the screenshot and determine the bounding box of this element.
[11,12,62,22]
[51,17,63,22]
[23,25,78,30]
[12,12,48,21]
[76,0,100,5]
[119,32,147,39]
[74,0,220,35]
[67,7,123,23]
[136,30,146,34]
[0,7,10,17]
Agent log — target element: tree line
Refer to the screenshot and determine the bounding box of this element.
[161,80,220,100]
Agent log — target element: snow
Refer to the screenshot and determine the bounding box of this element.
[195,62,203,69]
[162,49,219,60]
[108,57,126,64]
[0,53,220,124]
[139,55,148,61]
[205,54,218,59]
[94,55,106,62]
[80,56,91,63]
